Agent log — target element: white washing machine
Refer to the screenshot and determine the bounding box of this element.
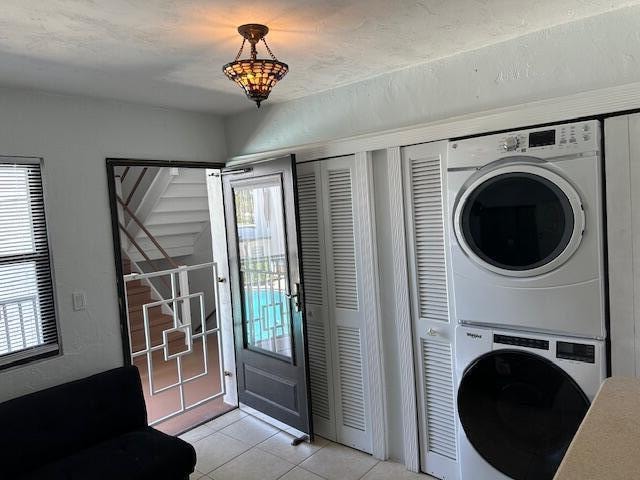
[447,120,606,339]
[455,325,605,480]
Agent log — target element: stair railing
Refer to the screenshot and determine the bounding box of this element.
[124,167,148,206]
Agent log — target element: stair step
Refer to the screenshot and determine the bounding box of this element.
[130,318,190,352]
[170,169,206,183]
[154,197,208,213]
[129,311,173,328]
[135,221,206,238]
[126,292,153,307]
[146,210,209,225]
[163,183,208,198]
[133,233,198,250]
[127,246,194,262]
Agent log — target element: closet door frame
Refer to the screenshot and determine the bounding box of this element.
[353,152,387,459]
[386,146,421,472]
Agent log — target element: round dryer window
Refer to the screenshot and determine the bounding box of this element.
[457,350,590,480]
[454,163,585,277]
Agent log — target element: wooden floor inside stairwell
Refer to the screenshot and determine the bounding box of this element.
[124,259,234,436]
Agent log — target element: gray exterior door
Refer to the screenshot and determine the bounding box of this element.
[223,155,312,435]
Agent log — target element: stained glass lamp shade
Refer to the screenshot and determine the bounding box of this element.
[223,24,289,108]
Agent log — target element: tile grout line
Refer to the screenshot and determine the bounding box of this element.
[357,459,381,480]
[202,429,282,476]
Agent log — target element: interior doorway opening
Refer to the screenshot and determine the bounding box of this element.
[107,161,234,435]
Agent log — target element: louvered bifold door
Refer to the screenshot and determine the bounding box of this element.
[296,162,336,440]
[322,155,373,454]
[402,142,459,480]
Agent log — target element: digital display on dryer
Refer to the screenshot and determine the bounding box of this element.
[557,342,595,363]
[529,130,556,147]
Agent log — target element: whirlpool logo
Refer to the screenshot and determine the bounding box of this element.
[466,333,483,340]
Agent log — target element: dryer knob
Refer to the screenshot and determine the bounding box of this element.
[503,136,519,151]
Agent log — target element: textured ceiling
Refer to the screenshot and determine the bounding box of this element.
[0,0,639,115]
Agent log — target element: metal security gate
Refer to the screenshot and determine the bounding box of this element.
[123,262,226,425]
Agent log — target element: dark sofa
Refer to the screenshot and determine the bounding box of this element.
[0,366,196,480]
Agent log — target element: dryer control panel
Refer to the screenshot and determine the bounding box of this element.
[499,122,595,154]
[448,120,601,169]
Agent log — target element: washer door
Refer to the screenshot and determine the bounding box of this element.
[457,350,590,480]
[454,164,585,277]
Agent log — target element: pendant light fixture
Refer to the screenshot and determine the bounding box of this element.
[223,24,288,108]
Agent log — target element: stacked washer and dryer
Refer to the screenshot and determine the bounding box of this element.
[446,120,607,480]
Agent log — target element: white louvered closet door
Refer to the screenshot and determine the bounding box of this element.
[402,141,459,480]
[322,155,372,454]
[296,161,336,440]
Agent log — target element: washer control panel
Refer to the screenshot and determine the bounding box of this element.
[494,334,549,350]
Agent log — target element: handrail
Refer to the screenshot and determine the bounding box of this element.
[118,222,172,290]
[116,195,179,269]
[124,167,148,206]
[123,261,216,282]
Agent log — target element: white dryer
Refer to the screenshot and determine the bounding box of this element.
[455,325,605,480]
[447,120,605,339]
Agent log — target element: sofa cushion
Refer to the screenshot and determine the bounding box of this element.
[18,427,196,480]
[0,366,147,476]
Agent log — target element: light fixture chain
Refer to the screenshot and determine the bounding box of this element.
[261,38,278,60]
[234,38,246,61]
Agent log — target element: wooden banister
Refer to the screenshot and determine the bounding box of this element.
[117,195,179,269]
[125,167,148,206]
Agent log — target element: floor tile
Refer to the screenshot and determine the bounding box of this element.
[257,431,322,464]
[308,435,330,448]
[209,447,295,480]
[180,423,216,444]
[361,461,436,479]
[205,408,247,432]
[299,442,378,480]
[190,471,205,479]
[278,466,326,480]
[219,415,280,446]
[193,431,252,474]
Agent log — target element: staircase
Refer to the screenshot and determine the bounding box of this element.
[123,259,183,354]
[123,167,210,262]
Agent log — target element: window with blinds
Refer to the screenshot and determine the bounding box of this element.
[0,159,59,368]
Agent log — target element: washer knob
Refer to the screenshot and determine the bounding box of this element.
[502,136,519,151]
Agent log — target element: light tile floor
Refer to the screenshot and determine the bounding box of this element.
[181,409,436,480]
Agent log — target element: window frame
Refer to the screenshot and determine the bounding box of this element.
[0,156,61,371]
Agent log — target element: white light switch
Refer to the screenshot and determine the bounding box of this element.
[72,291,86,311]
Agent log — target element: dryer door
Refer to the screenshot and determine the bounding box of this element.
[453,163,584,277]
[457,350,589,480]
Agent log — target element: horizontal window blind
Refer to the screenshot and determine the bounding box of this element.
[0,160,58,368]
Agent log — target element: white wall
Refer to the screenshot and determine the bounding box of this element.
[224,6,640,157]
[0,86,226,402]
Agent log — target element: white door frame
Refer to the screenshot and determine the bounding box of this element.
[385,146,421,471]
[354,151,388,459]
[206,169,238,406]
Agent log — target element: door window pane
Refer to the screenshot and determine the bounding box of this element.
[234,180,292,358]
